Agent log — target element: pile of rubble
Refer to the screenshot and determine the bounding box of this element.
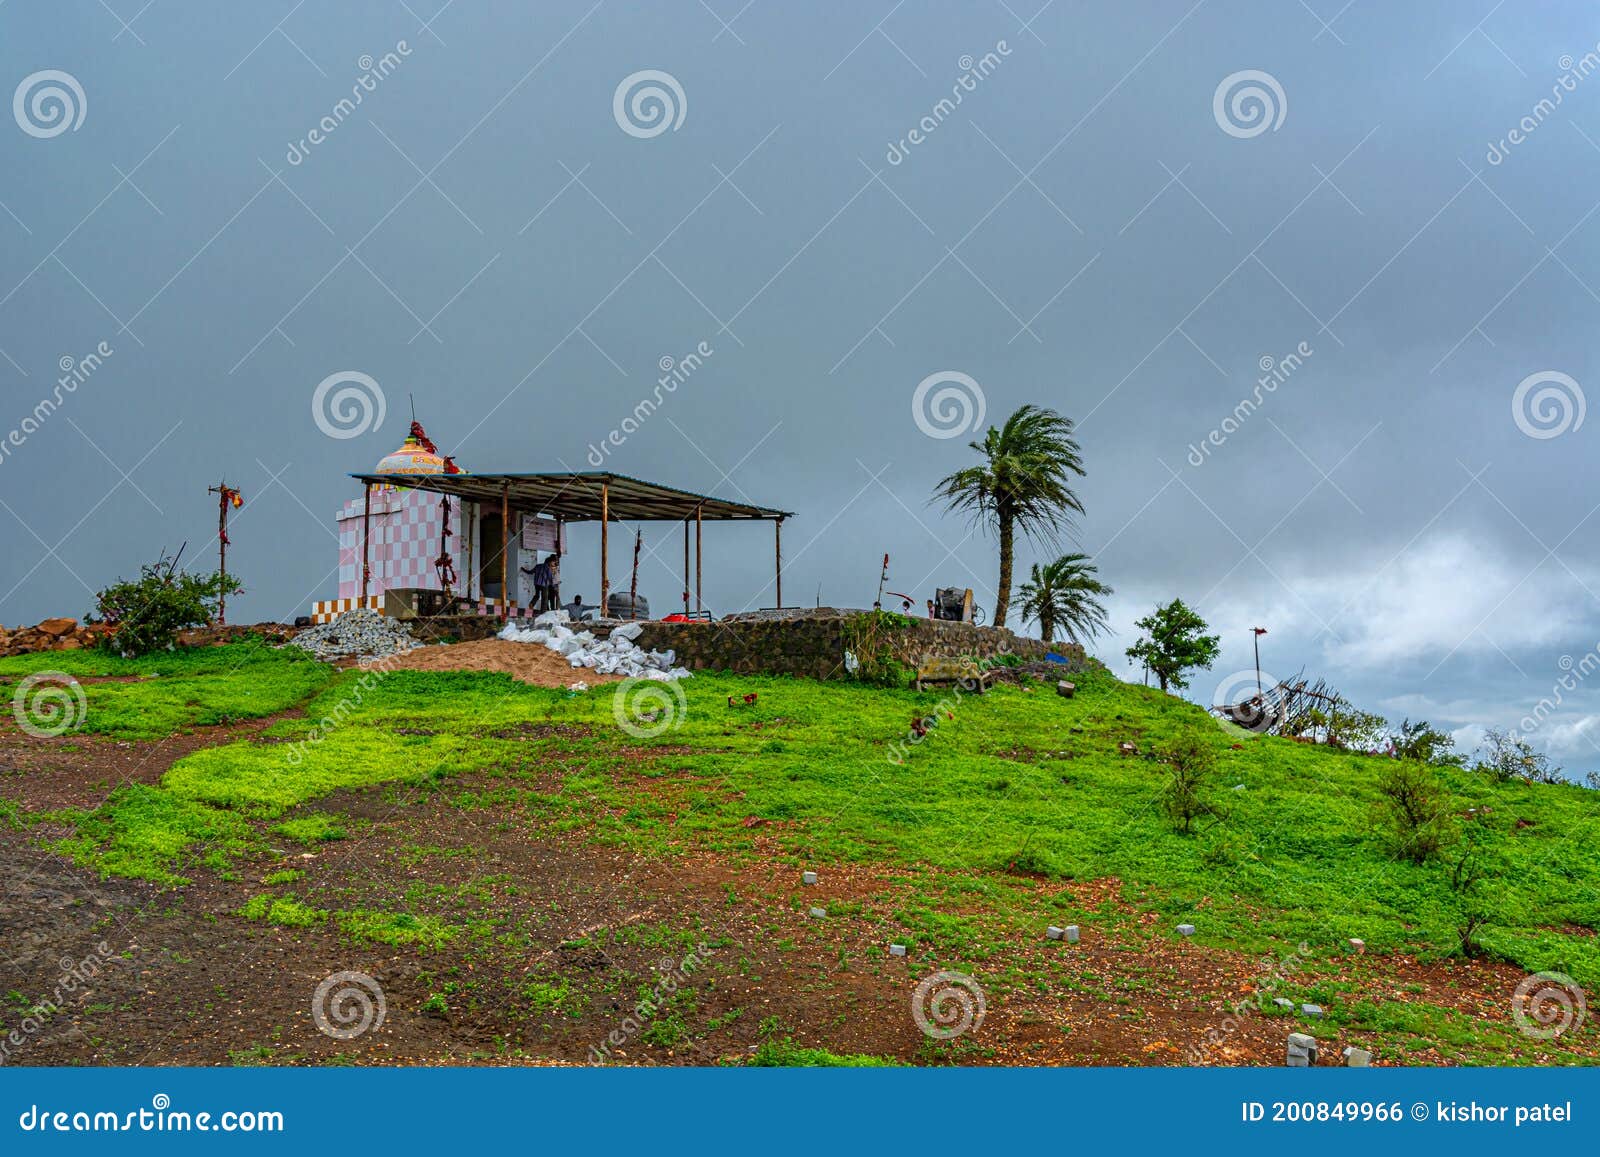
[286,608,421,661]
[499,612,691,681]
[0,617,108,657]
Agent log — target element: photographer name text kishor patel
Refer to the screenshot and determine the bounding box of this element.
[1436,1101,1573,1126]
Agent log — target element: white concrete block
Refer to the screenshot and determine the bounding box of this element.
[1342,1046,1371,1067]
[801,871,818,885]
[1301,1003,1324,1018]
[808,907,826,919]
[889,943,907,957]
[1176,924,1196,936]
[1286,1032,1318,1067]
[1064,925,1080,943]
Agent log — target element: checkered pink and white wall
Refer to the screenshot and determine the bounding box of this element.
[335,488,472,601]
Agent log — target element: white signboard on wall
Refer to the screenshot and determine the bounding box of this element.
[521,515,563,553]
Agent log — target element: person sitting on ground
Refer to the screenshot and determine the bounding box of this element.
[565,593,589,621]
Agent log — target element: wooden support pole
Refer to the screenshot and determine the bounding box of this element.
[555,515,564,604]
[360,482,372,604]
[208,480,230,624]
[500,482,510,621]
[463,502,475,600]
[694,503,703,613]
[600,480,610,613]
[683,518,691,616]
[774,518,783,609]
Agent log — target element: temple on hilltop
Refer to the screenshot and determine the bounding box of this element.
[314,420,563,623]
[309,416,792,625]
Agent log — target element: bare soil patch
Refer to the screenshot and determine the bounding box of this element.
[377,639,623,689]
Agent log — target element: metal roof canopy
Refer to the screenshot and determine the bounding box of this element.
[348,470,793,618]
[346,470,792,523]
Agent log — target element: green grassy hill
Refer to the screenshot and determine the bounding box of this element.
[5,641,1597,1063]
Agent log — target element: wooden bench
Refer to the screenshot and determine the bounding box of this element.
[915,656,994,693]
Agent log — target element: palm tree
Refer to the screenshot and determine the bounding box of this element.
[1018,554,1113,645]
[933,405,1086,628]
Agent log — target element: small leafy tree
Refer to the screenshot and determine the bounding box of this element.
[89,552,242,657]
[1324,700,1389,752]
[1447,845,1495,958]
[1124,599,1220,693]
[1388,718,1462,766]
[1373,761,1453,864]
[1475,728,1563,785]
[1159,733,1219,834]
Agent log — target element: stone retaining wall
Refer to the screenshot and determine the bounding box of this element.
[401,608,1085,684]
[627,611,1082,682]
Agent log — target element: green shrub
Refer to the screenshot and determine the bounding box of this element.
[1159,734,1218,834]
[1374,761,1454,864]
[90,552,242,656]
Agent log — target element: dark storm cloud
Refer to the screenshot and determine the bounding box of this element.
[4,1,1600,775]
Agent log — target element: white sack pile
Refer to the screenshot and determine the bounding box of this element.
[498,611,692,681]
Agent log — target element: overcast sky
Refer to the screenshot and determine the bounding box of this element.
[4,1,1600,778]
